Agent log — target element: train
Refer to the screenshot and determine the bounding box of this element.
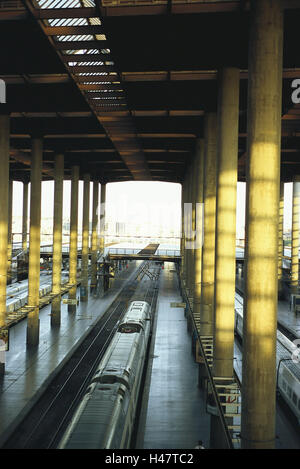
[58,300,152,449]
[234,295,300,425]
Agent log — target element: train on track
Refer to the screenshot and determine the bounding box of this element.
[235,295,300,425]
[58,300,152,449]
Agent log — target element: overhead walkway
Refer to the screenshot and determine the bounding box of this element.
[108,243,181,262]
[0,260,140,447]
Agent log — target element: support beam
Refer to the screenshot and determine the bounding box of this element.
[193,139,205,314]
[210,68,240,449]
[99,183,106,254]
[200,113,217,337]
[180,180,185,279]
[22,182,29,252]
[27,137,43,346]
[241,0,283,449]
[91,181,99,293]
[7,180,13,285]
[213,67,240,379]
[278,181,284,298]
[80,174,90,302]
[185,165,192,296]
[68,166,79,313]
[188,154,197,305]
[0,112,10,374]
[291,176,300,293]
[51,153,64,326]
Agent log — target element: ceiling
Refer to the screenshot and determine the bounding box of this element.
[1,0,300,183]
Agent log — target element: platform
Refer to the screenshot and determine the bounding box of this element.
[137,262,210,449]
[0,260,140,447]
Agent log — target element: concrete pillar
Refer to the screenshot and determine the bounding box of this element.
[7,180,13,285]
[241,0,283,449]
[193,139,205,318]
[185,166,192,296]
[51,153,64,326]
[291,176,300,293]
[91,181,99,293]
[188,155,197,305]
[22,181,29,252]
[180,181,185,279]
[278,181,284,298]
[68,165,79,313]
[210,68,240,449]
[200,113,217,337]
[27,137,43,346]
[213,67,240,378]
[0,112,10,374]
[99,183,106,253]
[80,173,90,301]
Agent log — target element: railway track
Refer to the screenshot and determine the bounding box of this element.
[2,261,161,449]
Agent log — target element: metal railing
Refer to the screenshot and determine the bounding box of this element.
[181,277,242,449]
[107,247,180,257]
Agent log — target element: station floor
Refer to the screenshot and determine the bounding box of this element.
[136,262,210,449]
[0,261,140,447]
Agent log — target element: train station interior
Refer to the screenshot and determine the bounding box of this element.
[1,0,300,451]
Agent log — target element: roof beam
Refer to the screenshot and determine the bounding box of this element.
[33,7,98,20]
[44,25,104,36]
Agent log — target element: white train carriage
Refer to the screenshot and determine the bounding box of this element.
[234,299,300,424]
[58,301,151,449]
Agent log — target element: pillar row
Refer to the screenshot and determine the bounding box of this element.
[0,112,10,374]
[91,181,99,293]
[51,153,64,326]
[27,137,43,346]
[22,181,29,252]
[99,183,106,254]
[200,112,217,337]
[80,173,90,302]
[291,175,300,293]
[68,165,79,313]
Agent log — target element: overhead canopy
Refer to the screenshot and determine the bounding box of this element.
[1,0,300,183]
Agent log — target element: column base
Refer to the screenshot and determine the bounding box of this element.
[26,316,40,346]
[51,297,61,326]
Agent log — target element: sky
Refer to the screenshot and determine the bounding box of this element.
[11,180,293,239]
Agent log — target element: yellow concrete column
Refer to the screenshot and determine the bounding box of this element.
[180,182,185,278]
[200,113,217,337]
[80,173,90,301]
[193,139,205,316]
[185,166,192,295]
[241,0,283,449]
[68,165,79,313]
[0,112,10,373]
[91,181,99,293]
[278,181,284,298]
[22,181,29,252]
[188,155,197,304]
[213,67,240,379]
[27,137,43,346]
[51,153,64,326]
[291,176,300,293]
[99,183,106,254]
[7,180,13,285]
